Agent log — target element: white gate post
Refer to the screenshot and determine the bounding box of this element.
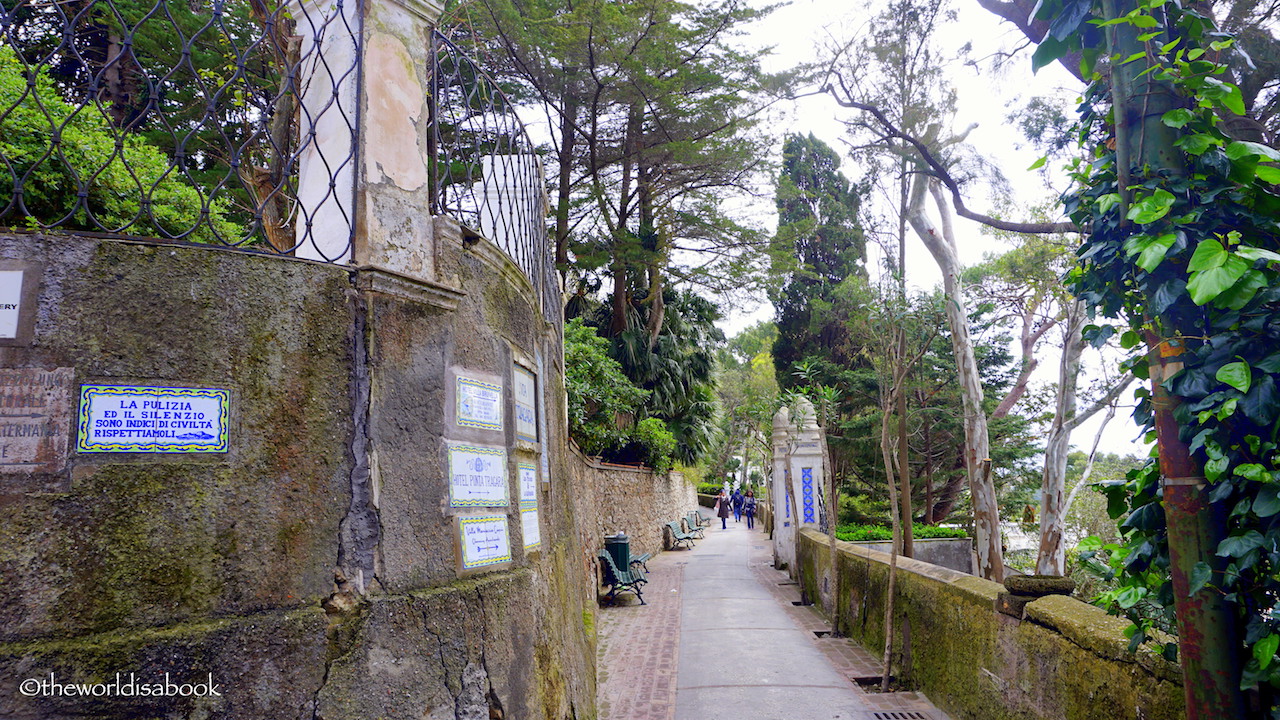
[771,405,794,571]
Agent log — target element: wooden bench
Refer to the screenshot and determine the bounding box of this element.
[598,550,646,605]
[664,520,697,550]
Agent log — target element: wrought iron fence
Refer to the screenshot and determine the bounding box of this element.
[0,3,559,317]
[0,0,361,261]
[429,30,558,322]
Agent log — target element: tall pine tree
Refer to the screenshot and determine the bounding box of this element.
[770,133,866,386]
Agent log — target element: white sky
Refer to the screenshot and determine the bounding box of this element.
[722,0,1152,458]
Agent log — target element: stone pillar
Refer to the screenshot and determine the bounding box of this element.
[789,398,826,531]
[772,405,795,571]
[290,0,443,282]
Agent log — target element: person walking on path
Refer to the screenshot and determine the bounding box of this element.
[714,489,731,529]
[731,488,744,523]
[743,489,757,530]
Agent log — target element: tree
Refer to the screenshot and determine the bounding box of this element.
[0,45,237,241]
[770,133,866,385]
[457,0,781,312]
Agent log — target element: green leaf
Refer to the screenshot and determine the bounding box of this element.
[1217,530,1265,558]
[1032,34,1068,72]
[1116,585,1148,609]
[1225,142,1280,162]
[1176,133,1216,156]
[1205,454,1230,482]
[1255,634,1280,670]
[1096,193,1122,213]
[1136,232,1177,272]
[1188,261,1249,304]
[1235,463,1269,483]
[1253,486,1280,518]
[1217,361,1252,393]
[1028,155,1047,171]
[1126,189,1176,223]
[1237,246,1280,263]
[1256,165,1280,184]
[1188,239,1227,272]
[1188,561,1212,595]
[1221,85,1246,115]
[1161,108,1195,128]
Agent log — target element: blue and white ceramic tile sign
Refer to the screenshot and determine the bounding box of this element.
[460,514,512,569]
[448,443,508,507]
[77,385,228,453]
[518,461,537,507]
[457,376,503,431]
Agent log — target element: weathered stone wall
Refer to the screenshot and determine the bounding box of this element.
[795,528,1184,720]
[569,448,698,562]
[0,225,596,720]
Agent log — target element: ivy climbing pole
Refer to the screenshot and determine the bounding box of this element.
[1033,0,1280,716]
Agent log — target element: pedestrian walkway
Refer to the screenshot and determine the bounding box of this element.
[596,510,950,720]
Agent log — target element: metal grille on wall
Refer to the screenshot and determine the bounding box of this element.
[429,30,558,323]
[0,0,362,262]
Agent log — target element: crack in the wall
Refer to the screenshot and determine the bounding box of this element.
[337,288,383,594]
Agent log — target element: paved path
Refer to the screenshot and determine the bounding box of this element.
[597,511,949,720]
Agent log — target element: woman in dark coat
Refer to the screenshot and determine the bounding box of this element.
[714,488,731,529]
[743,490,758,530]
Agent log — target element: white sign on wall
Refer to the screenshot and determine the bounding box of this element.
[513,366,537,442]
[460,514,512,569]
[521,507,541,550]
[518,462,537,506]
[0,270,23,339]
[457,376,503,431]
[77,385,229,453]
[448,443,508,507]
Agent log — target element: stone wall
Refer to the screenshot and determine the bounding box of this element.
[0,225,596,720]
[569,448,698,562]
[847,538,973,574]
[795,528,1185,720]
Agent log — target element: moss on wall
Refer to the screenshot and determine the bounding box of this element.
[795,528,1183,720]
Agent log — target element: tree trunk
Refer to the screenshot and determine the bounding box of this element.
[906,174,1003,581]
[1036,301,1085,574]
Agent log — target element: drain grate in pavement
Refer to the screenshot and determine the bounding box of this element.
[777,581,798,586]
[813,630,832,637]
[791,600,811,606]
[872,713,929,720]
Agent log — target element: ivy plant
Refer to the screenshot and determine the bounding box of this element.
[1035,0,1280,705]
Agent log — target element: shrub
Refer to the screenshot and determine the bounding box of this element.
[0,46,238,242]
[833,523,968,542]
[564,318,649,456]
[632,416,676,474]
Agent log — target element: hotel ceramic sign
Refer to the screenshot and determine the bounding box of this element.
[456,376,502,431]
[460,514,512,569]
[77,385,228,453]
[448,443,508,507]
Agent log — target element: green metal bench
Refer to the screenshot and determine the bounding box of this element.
[683,513,705,539]
[664,520,697,550]
[630,552,653,573]
[598,550,646,605]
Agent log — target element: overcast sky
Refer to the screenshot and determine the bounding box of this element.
[727,0,1151,458]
